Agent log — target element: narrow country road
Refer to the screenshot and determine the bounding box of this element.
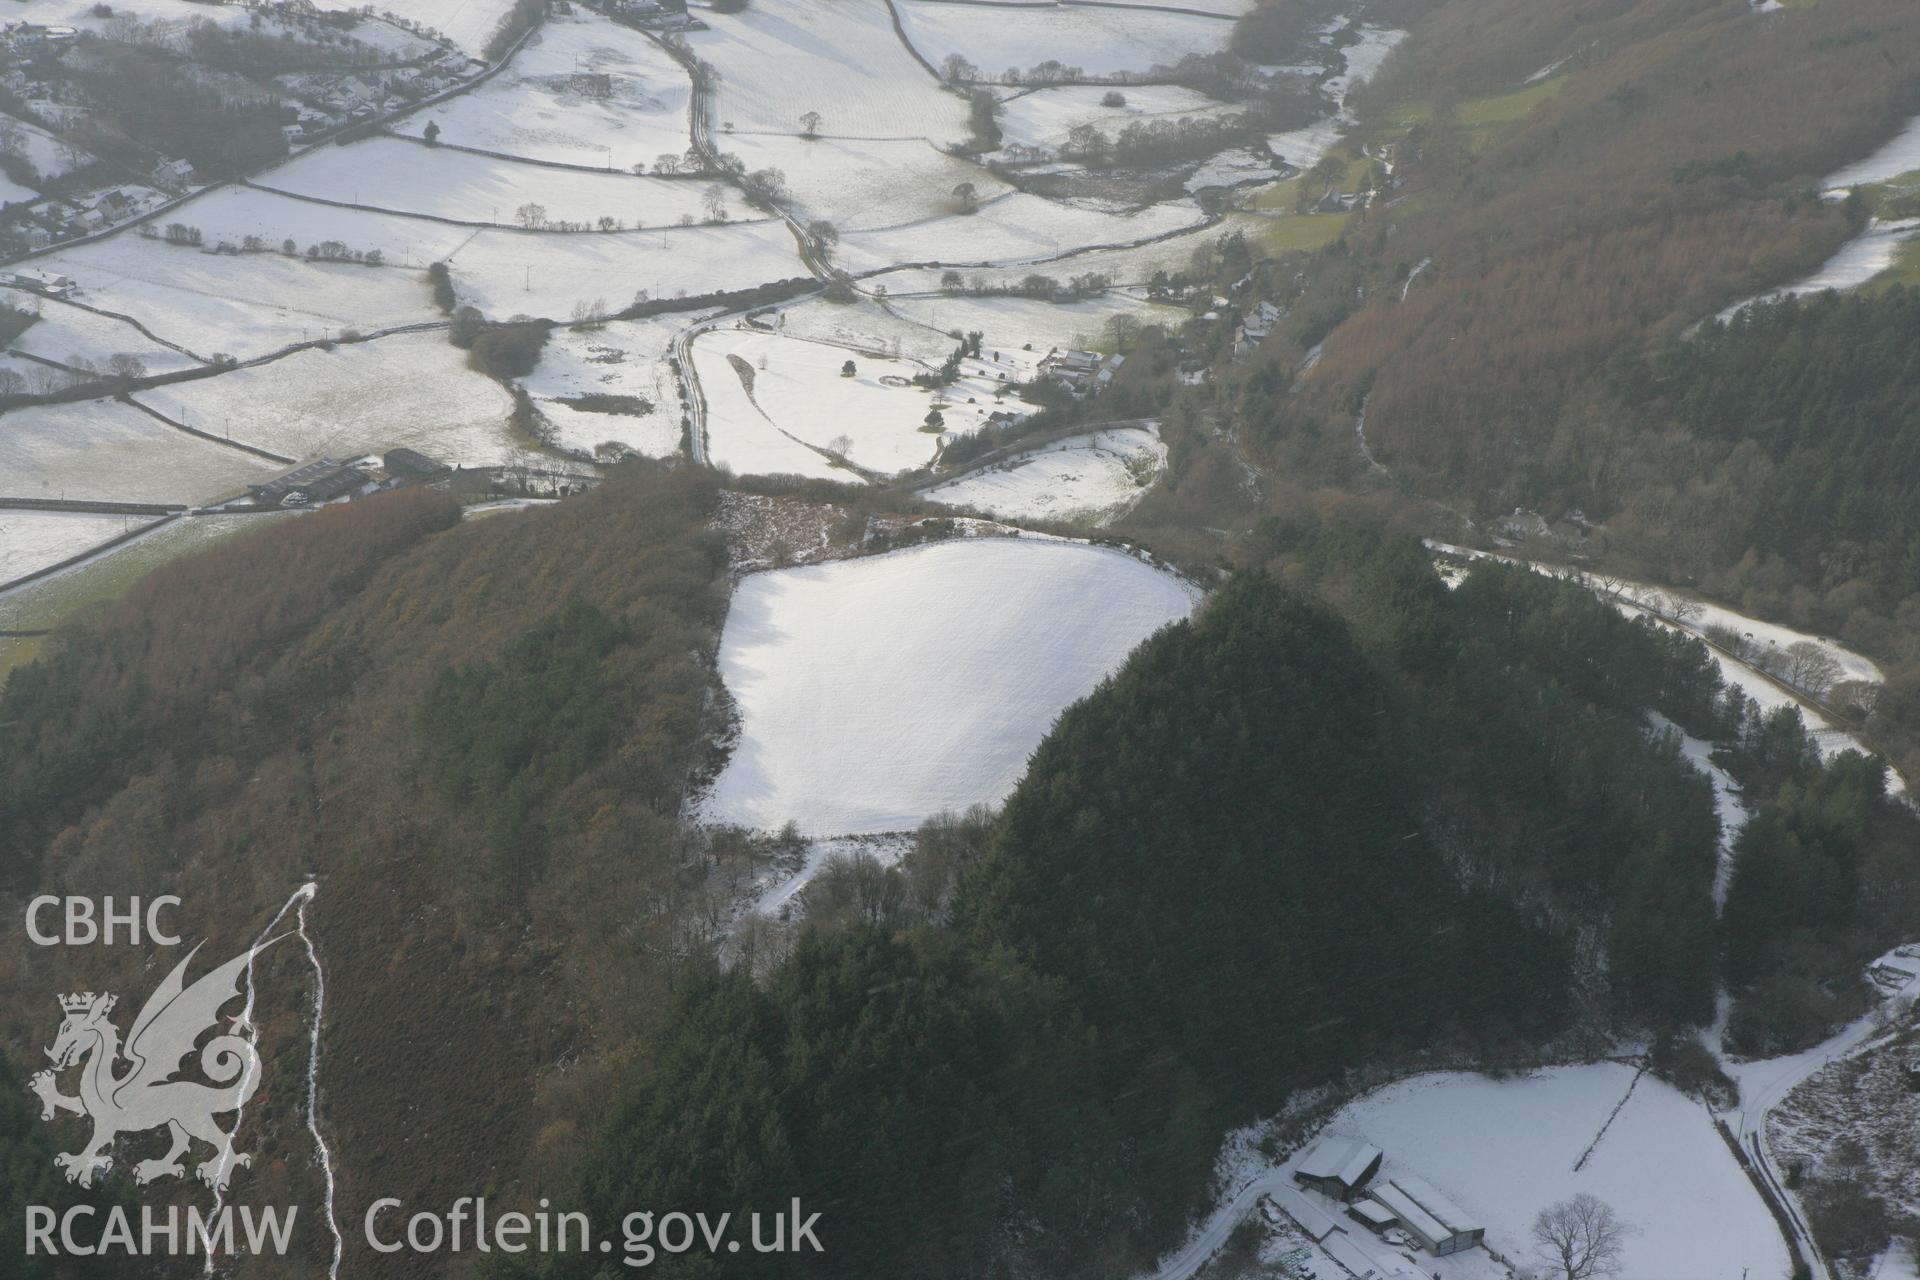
[1723,975,1919,1280]
[1141,1169,1292,1280]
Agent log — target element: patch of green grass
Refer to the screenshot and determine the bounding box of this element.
[1245,175,1308,212]
[1853,169,1920,217]
[1451,75,1570,151]
[1380,100,1433,130]
[1250,210,1351,255]
[1456,75,1569,127]
[1864,234,1920,294]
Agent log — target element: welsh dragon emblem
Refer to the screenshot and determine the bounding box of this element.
[29,938,280,1191]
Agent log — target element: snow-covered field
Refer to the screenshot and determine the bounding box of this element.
[693,0,968,140]
[870,209,1256,290]
[693,337,838,481]
[717,133,1005,232]
[1290,1066,1789,1280]
[703,536,1200,833]
[257,137,755,228]
[696,328,1028,477]
[1267,117,1346,172]
[0,112,93,181]
[0,509,158,587]
[139,183,799,324]
[520,316,700,460]
[771,296,958,362]
[995,83,1238,155]
[448,219,804,320]
[1720,218,1920,319]
[883,289,1186,354]
[1320,25,1406,117]
[1664,591,1882,684]
[1098,0,1252,12]
[133,331,518,465]
[1825,114,1920,192]
[836,191,1208,272]
[149,184,475,266]
[311,0,515,58]
[0,399,280,505]
[921,424,1165,525]
[34,0,442,57]
[394,14,694,169]
[894,1,1235,79]
[31,234,442,359]
[1186,148,1282,192]
[3,296,203,375]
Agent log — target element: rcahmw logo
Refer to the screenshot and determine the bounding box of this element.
[23,926,302,1259]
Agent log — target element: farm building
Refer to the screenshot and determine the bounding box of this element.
[383,448,451,482]
[1368,1177,1484,1256]
[1870,956,1920,988]
[1293,1137,1384,1202]
[1264,1186,1339,1243]
[248,459,369,507]
[1346,1196,1398,1236]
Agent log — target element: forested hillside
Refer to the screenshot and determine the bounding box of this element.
[1594,288,1920,650]
[1158,0,1920,797]
[8,469,1912,1274]
[0,465,736,1276]
[1295,0,1920,498]
[1192,0,1920,558]
[0,1050,140,1280]
[9,0,1920,1272]
[505,535,1870,1276]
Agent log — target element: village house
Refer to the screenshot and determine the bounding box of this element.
[1041,348,1120,394]
[8,267,75,297]
[1,22,79,54]
[1233,300,1281,358]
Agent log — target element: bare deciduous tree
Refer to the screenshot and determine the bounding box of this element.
[1531,1194,1630,1280]
[106,353,147,382]
[1783,640,1842,699]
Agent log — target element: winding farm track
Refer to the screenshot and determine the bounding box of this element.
[1722,992,1920,1280]
[1140,1168,1293,1280]
[669,319,713,465]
